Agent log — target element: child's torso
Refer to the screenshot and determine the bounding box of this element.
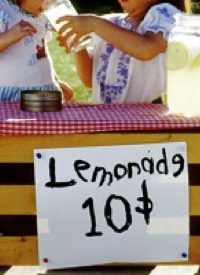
[92,13,167,103]
[0,0,54,87]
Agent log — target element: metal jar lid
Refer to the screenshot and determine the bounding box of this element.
[20,90,62,112]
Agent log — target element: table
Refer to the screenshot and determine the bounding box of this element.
[1,102,200,136]
[0,102,200,265]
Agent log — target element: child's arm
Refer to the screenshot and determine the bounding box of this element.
[75,49,92,88]
[57,15,167,61]
[57,79,74,101]
[57,34,92,88]
[0,20,36,52]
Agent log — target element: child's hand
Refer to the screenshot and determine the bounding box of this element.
[56,15,94,51]
[58,80,73,101]
[0,20,37,52]
[7,20,37,44]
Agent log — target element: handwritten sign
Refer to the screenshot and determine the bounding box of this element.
[34,142,189,269]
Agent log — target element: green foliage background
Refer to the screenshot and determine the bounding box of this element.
[48,35,92,103]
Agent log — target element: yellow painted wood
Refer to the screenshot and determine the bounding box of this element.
[0,237,38,265]
[0,236,199,265]
[0,131,200,266]
[190,186,200,216]
[0,185,199,216]
[190,236,200,264]
[1,133,200,163]
[0,186,36,215]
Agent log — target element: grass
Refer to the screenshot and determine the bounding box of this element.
[48,33,92,103]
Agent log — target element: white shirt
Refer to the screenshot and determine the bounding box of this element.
[0,0,55,87]
[91,4,180,104]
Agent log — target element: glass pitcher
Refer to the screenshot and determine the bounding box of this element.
[167,13,200,116]
[44,0,91,52]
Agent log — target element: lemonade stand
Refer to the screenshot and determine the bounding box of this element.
[0,0,200,269]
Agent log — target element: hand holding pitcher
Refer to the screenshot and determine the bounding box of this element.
[44,0,91,52]
[56,14,93,51]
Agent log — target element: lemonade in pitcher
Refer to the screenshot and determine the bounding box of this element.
[167,13,200,117]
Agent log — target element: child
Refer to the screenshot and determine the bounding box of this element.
[0,0,73,102]
[57,0,184,104]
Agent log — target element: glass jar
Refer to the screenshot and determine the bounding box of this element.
[44,0,91,52]
[167,13,200,116]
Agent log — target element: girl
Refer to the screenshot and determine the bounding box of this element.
[57,0,184,104]
[0,0,73,101]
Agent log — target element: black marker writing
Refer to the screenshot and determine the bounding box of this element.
[135,180,153,225]
[45,157,77,188]
[172,153,184,177]
[82,197,103,237]
[104,194,132,233]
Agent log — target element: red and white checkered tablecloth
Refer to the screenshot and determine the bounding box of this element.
[0,102,200,136]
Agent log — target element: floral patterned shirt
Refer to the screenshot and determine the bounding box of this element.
[91,3,180,104]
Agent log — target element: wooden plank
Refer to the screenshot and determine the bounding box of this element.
[0,216,37,236]
[0,236,199,265]
[190,236,200,264]
[0,186,36,215]
[0,164,34,184]
[0,185,199,216]
[0,132,199,265]
[0,236,38,265]
[191,217,200,236]
[0,163,200,186]
[0,215,199,237]
[1,133,200,163]
[190,187,200,216]
[189,164,200,186]
[39,266,154,274]
[0,164,200,190]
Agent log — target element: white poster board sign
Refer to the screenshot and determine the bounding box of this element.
[34,142,189,269]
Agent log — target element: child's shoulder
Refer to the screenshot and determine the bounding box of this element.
[0,0,9,6]
[0,0,12,32]
[102,13,125,22]
[0,0,10,10]
[0,0,16,11]
[0,0,18,18]
[147,3,180,19]
[139,3,181,40]
[102,13,132,28]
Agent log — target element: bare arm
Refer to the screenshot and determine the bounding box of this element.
[57,15,167,61]
[57,27,92,88]
[75,49,92,88]
[92,17,167,61]
[57,14,166,88]
[0,21,36,52]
